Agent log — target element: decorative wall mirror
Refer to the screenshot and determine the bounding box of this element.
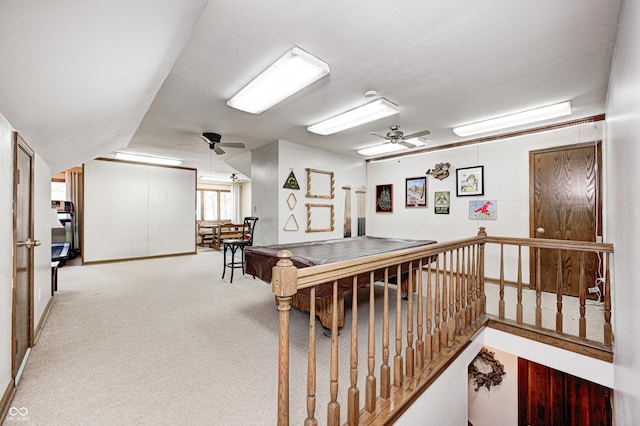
[306,168,334,199]
[305,203,335,232]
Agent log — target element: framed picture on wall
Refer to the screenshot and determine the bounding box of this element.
[405,176,427,207]
[375,184,393,213]
[456,166,484,196]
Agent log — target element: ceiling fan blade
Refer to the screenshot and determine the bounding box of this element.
[218,142,245,149]
[370,132,390,140]
[402,129,431,140]
[213,145,225,155]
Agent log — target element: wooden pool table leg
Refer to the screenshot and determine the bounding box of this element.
[287,292,345,330]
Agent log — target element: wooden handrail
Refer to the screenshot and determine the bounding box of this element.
[272,230,614,425]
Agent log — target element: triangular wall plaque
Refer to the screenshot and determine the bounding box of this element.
[283,170,300,190]
[283,214,299,231]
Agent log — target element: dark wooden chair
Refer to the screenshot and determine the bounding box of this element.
[222,217,258,283]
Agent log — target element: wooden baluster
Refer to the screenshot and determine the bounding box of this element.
[380,268,391,399]
[499,244,505,319]
[470,246,477,323]
[406,262,415,378]
[416,259,425,370]
[579,252,586,340]
[426,257,433,362]
[604,252,612,347]
[365,271,376,412]
[305,287,318,426]
[455,249,461,336]
[272,250,298,426]
[465,246,472,328]
[478,228,487,315]
[441,252,448,348]
[348,277,359,426]
[448,250,456,343]
[555,250,563,333]
[460,247,467,332]
[535,247,542,328]
[516,245,523,324]
[433,254,441,354]
[394,264,404,388]
[327,281,340,426]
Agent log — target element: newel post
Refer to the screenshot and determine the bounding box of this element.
[477,227,487,315]
[272,250,298,426]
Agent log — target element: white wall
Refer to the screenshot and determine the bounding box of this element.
[397,336,485,425]
[605,0,640,422]
[33,155,52,322]
[366,122,603,280]
[252,140,366,246]
[468,347,518,426]
[251,141,279,246]
[278,140,366,244]
[83,159,196,262]
[0,112,14,395]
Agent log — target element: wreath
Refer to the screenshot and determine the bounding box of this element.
[468,347,506,392]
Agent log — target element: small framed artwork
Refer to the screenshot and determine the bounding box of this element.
[376,184,393,213]
[434,191,450,214]
[456,166,484,196]
[405,176,427,207]
[469,200,497,220]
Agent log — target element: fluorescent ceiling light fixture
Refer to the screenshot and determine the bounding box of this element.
[227,47,330,114]
[452,101,572,137]
[308,98,400,135]
[199,175,234,182]
[357,143,405,156]
[115,152,181,166]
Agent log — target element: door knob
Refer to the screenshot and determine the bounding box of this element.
[536,227,545,234]
[16,238,41,249]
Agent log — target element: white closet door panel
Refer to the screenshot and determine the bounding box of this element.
[84,160,149,262]
[148,166,196,255]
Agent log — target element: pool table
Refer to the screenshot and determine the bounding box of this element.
[245,236,436,329]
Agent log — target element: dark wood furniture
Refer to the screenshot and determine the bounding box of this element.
[221,217,259,283]
[245,236,436,328]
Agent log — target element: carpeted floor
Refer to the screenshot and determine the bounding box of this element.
[6,248,402,425]
[6,249,604,425]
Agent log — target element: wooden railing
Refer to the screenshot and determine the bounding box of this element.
[483,234,614,361]
[271,229,614,425]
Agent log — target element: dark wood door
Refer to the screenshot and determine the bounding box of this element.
[529,143,601,296]
[13,133,34,379]
[518,358,612,426]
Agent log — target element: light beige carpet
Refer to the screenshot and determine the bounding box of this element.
[6,249,405,425]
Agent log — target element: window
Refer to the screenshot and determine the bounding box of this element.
[51,180,66,201]
[196,189,232,222]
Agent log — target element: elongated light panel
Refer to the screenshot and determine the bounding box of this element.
[452,101,572,137]
[227,47,329,114]
[115,152,182,166]
[308,98,400,135]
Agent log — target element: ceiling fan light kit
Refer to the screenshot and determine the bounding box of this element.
[115,152,182,166]
[307,98,400,135]
[452,101,572,137]
[226,46,330,114]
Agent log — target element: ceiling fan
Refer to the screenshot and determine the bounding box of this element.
[198,132,246,155]
[370,125,431,148]
[180,132,246,155]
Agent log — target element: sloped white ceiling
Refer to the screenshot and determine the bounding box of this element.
[0,0,622,177]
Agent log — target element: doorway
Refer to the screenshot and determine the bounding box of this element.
[529,142,602,296]
[13,132,35,381]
